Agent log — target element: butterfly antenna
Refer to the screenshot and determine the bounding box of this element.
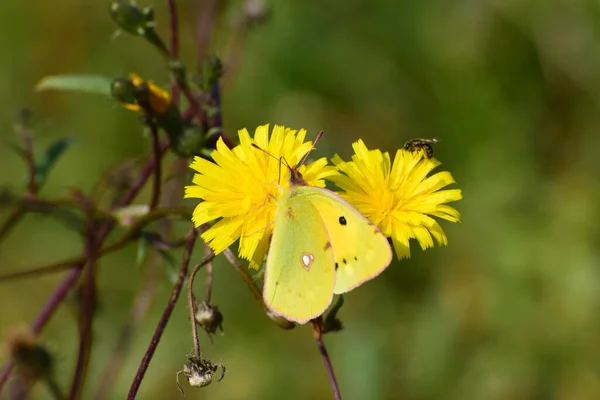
[251,143,290,185]
[251,143,290,166]
[296,130,324,168]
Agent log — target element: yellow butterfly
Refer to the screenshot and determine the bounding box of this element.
[262,138,393,324]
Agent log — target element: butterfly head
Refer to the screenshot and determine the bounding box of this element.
[252,130,323,188]
[287,130,323,187]
[287,164,307,187]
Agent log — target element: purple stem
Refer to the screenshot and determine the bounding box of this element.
[148,123,162,210]
[311,319,342,400]
[67,230,98,400]
[126,229,199,399]
[167,0,180,103]
[0,142,169,394]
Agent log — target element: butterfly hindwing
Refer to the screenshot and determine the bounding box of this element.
[263,187,336,324]
[295,186,393,294]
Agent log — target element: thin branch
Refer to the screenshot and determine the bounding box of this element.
[179,82,205,126]
[45,376,66,400]
[187,252,216,358]
[148,122,162,210]
[167,0,179,59]
[195,0,218,65]
[209,82,222,129]
[0,142,169,394]
[0,206,25,245]
[204,242,213,302]
[91,241,174,400]
[127,229,199,400]
[120,140,168,207]
[221,248,294,330]
[222,248,263,302]
[0,206,191,283]
[67,228,98,400]
[0,266,83,391]
[0,363,12,394]
[14,116,37,195]
[167,0,180,103]
[310,318,342,400]
[93,163,190,399]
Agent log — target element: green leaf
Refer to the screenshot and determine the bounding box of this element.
[136,232,152,267]
[35,137,75,189]
[35,75,113,96]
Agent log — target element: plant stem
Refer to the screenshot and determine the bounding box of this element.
[121,141,168,207]
[311,318,342,400]
[0,206,191,283]
[166,0,180,103]
[195,0,217,64]
[0,266,83,391]
[67,229,98,400]
[126,229,199,399]
[222,248,263,302]
[0,206,25,245]
[187,253,216,358]
[15,118,37,196]
[148,123,162,210]
[221,248,294,330]
[0,142,168,395]
[204,242,213,302]
[93,164,189,399]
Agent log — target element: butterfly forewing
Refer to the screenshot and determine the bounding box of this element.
[263,187,336,324]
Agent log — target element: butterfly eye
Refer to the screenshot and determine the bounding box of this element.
[338,216,347,226]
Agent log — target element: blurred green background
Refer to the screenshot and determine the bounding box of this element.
[2,0,600,399]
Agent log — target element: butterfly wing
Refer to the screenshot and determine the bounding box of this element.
[295,186,393,294]
[263,188,336,324]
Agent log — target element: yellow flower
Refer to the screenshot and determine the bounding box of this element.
[330,140,462,259]
[184,124,338,268]
[123,73,171,115]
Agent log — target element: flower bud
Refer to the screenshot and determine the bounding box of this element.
[109,1,155,36]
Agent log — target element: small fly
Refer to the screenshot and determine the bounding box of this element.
[403,138,439,159]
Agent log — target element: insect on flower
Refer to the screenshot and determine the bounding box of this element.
[403,137,439,159]
[330,139,462,260]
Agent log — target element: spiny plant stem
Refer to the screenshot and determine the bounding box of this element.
[127,229,199,399]
[311,318,342,400]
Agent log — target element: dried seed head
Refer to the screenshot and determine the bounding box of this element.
[194,301,224,336]
[5,326,54,381]
[176,355,225,395]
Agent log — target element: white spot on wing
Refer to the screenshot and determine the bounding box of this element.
[301,253,314,271]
